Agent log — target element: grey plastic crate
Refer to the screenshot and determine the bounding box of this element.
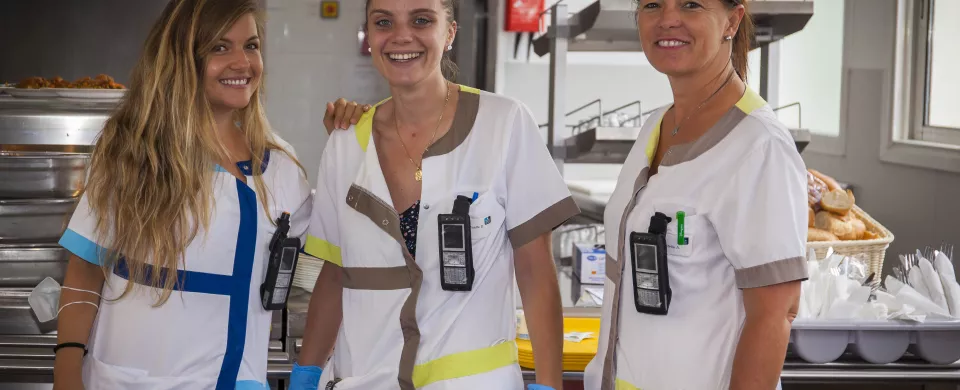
[790,319,960,364]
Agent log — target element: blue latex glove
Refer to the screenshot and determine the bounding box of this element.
[527,385,555,390]
[288,362,323,390]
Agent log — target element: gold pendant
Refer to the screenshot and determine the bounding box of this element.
[415,169,423,182]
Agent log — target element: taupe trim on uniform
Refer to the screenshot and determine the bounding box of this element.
[344,184,423,390]
[397,246,423,390]
[340,266,411,290]
[601,166,649,390]
[734,256,809,289]
[346,185,403,243]
[605,255,620,283]
[422,90,480,158]
[507,196,581,249]
[661,107,747,167]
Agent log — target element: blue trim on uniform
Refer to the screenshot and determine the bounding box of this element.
[214,150,271,176]
[217,179,258,389]
[236,150,270,176]
[235,380,270,390]
[58,228,106,265]
[110,178,260,389]
[113,259,234,295]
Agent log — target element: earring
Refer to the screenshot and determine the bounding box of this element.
[724,36,733,41]
[368,47,372,53]
[447,45,453,51]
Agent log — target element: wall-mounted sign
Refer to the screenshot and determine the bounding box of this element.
[321,1,339,19]
[506,0,545,33]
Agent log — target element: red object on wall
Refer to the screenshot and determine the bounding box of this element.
[505,0,546,33]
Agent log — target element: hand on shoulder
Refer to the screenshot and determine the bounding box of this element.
[323,98,372,134]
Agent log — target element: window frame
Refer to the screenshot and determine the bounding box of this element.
[881,0,960,174]
[900,0,960,147]
[795,0,852,157]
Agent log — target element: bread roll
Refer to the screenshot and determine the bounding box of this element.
[821,189,853,216]
[808,227,840,242]
[862,231,880,240]
[815,211,857,240]
[808,206,816,227]
[843,213,867,239]
[807,172,827,206]
[809,169,842,192]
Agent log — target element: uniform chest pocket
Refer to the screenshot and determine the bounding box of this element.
[466,192,505,241]
[654,202,700,258]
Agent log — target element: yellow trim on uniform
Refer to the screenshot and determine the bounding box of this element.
[412,341,518,388]
[735,86,767,115]
[616,378,641,390]
[458,84,481,95]
[356,85,480,151]
[355,97,390,152]
[645,115,664,165]
[303,235,343,267]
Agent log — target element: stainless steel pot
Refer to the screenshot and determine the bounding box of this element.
[0,199,76,244]
[0,151,88,199]
[0,244,68,288]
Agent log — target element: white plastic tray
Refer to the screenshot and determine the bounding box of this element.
[791,319,960,365]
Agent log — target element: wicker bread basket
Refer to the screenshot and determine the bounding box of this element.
[806,205,894,278]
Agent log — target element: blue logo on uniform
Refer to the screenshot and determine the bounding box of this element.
[484,216,491,225]
[587,256,597,261]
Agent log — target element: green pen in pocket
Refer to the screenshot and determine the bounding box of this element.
[676,211,687,246]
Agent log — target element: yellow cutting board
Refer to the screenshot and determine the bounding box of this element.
[517,317,600,371]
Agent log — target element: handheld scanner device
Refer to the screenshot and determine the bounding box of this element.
[261,212,300,310]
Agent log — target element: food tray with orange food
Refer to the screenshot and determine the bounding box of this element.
[517,316,600,372]
[8,75,127,101]
[806,169,894,278]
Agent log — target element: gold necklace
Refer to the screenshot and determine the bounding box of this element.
[394,82,451,182]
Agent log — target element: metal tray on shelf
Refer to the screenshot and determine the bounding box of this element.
[0,151,88,199]
[0,244,69,288]
[0,99,111,146]
[0,199,76,244]
[0,289,54,335]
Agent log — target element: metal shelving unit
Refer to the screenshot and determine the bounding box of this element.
[534,0,815,169]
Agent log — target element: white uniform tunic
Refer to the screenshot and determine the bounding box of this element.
[58,138,312,390]
[304,85,580,390]
[583,88,809,390]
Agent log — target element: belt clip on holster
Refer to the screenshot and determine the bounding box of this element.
[437,195,475,291]
[629,212,672,315]
[260,212,300,310]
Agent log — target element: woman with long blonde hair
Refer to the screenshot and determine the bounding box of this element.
[49,0,315,388]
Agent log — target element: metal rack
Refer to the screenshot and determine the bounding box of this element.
[0,97,103,388]
[535,0,816,169]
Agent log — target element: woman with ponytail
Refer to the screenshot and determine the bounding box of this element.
[293,0,576,389]
[582,1,807,389]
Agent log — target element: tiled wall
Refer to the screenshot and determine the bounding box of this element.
[263,0,390,186]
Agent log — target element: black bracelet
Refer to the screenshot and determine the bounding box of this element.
[53,342,88,356]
